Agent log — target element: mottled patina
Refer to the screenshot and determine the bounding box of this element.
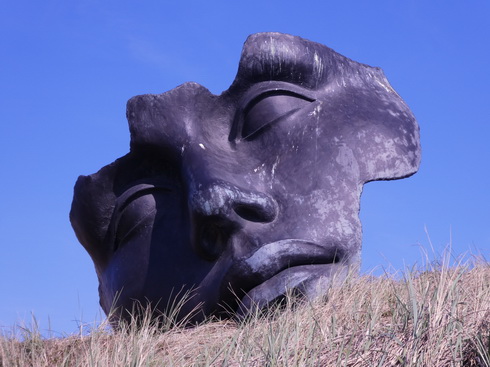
[70,33,421,324]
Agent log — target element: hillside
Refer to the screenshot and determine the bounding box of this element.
[1,260,489,366]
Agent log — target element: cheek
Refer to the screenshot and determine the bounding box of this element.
[144,215,216,299]
[279,186,363,242]
[99,191,179,307]
[100,224,154,308]
[103,194,214,305]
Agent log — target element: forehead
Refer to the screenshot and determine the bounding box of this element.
[228,32,375,92]
[127,32,386,152]
[126,32,419,182]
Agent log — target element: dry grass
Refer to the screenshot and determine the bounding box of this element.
[1,257,489,366]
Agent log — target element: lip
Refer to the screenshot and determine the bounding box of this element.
[219,239,345,315]
[237,263,346,317]
[242,239,342,277]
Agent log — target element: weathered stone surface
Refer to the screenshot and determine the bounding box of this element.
[70,32,421,324]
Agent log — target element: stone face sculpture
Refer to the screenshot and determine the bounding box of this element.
[70,32,421,324]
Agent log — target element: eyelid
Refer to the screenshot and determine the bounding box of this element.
[243,89,315,116]
[108,181,173,251]
[114,206,157,249]
[240,81,318,106]
[115,176,178,209]
[115,183,169,213]
[230,82,317,141]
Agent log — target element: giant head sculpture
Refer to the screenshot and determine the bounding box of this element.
[70,33,420,324]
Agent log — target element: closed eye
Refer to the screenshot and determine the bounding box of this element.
[109,183,173,252]
[241,90,315,140]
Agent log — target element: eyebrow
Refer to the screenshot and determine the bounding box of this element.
[228,32,343,91]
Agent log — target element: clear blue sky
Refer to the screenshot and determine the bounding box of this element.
[1,1,489,336]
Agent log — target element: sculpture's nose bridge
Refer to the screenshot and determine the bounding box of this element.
[190,180,277,224]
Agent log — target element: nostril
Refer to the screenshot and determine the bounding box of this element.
[199,222,227,261]
[233,204,275,223]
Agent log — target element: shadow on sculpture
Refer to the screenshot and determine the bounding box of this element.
[70,32,421,325]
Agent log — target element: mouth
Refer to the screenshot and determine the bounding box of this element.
[237,263,346,317]
[220,239,347,317]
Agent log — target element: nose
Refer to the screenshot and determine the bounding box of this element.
[191,180,277,222]
[189,180,277,260]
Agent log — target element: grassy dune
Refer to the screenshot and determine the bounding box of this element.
[1,259,489,366]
